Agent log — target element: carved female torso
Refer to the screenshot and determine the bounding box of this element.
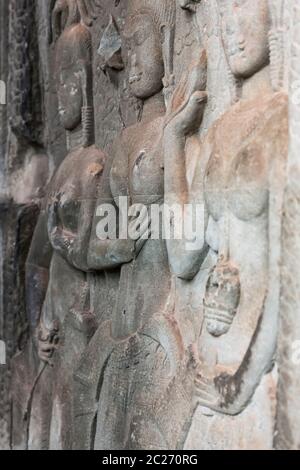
[25,13,108,450]
[164,0,288,449]
[94,114,174,450]
[199,90,287,375]
[38,146,104,450]
[109,115,170,340]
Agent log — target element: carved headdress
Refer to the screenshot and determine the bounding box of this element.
[125,0,176,103]
[53,0,96,147]
[51,0,101,42]
[217,0,286,101]
[126,0,176,32]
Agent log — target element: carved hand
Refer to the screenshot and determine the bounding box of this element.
[164,49,208,138]
[195,368,244,416]
[47,198,60,241]
[166,91,207,138]
[107,207,150,261]
[108,239,136,264]
[37,321,60,367]
[47,198,77,263]
[128,206,151,256]
[195,371,224,411]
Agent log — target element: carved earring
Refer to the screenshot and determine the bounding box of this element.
[161,24,175,106]
[82,106,94,148]
[269,31,284,91]
[80,67,94,148]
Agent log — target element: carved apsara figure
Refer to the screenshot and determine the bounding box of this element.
[73,0,199,450]
[164,0,287,424]
[18,0,106,450]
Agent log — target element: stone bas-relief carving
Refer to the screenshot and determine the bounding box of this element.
[2,0,300,451]
[164,0,288,448]
[73,0,197,450]
[98,14,124,71]
[12,0,107,450]
[195,0,287,413]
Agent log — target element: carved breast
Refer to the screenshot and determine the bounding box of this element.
[130,146,164,205]
[48,145,105,234]
[204,94,283,223]
[110,117,164,207]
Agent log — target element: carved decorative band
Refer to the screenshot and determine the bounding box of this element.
[204,305,236,326]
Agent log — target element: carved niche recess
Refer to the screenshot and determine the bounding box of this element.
[3,0,300,451]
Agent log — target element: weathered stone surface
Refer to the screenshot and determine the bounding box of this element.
[0,0,299,450]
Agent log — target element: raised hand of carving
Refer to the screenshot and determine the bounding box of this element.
[163,50,208,280]
[165,49,207,136]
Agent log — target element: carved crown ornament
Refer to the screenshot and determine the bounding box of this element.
[51,0,102,42]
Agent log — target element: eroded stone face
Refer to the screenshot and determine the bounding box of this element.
[220,0,271,79]
[55,25,88,131]
[126,14,165,100]
[2,0,299,451]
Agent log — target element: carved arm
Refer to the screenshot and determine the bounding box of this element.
[195,106,288,414]
[163,51,209,279]
[26,210,53,332]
